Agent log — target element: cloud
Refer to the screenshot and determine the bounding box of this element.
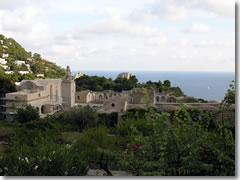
[68,16,167,40]
[186,24,209,33]
[201,0,235,17]
[0,0,234,72]
[128,0,234,23]
[0,8,38,32]
[0,0,48,10]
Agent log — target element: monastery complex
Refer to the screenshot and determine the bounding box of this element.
[0,66,233,120]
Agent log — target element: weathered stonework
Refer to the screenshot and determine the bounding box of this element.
[3,66,75,120]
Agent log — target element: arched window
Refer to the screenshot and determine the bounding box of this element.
[99,95,103,100]
[112,103,115,107]
[161,96,166,102]
[78,96,80,100]
[41,105,44,114]
[156,96,160,102]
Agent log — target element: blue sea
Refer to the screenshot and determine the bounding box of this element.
[72,71,235,101]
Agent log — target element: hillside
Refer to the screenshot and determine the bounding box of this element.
[0,34,65,80]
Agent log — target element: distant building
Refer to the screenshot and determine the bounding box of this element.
[117,72,134,79]
[0,58,7,65]
[0,64,8,70]
[2,54,8,58]
[14,60,26,66]
[5,71,14,74]
[18,71,29,75]
[36,74,44,78]
[74,72,84,79]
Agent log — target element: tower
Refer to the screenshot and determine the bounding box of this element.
[61,66,76,108]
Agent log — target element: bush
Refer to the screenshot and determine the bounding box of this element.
[60,106,98,131]
[98,113,118,128]
[73,126,117,175]
[15,105,40,123]
[0,138,88,176]
[117,118,151,137]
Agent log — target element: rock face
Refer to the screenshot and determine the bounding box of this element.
[74,72,84,79]
[117,72,134,79]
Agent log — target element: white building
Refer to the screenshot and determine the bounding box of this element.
[5,71,14,74]
[2,54,8,58]
[0,58,7,65]
[0,64,8,70]
[14,60,26,66]
[18,71,29,75]
[36,74,44,78]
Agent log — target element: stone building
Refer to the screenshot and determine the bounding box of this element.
[166,96,177,103]
[2,66,75,120]
[128,87,155,104]
[74,72,84,80]
[117,72,134,79]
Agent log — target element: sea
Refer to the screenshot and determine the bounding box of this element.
[72,71,235,101]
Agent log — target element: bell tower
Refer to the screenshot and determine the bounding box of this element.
[61,66,75,108]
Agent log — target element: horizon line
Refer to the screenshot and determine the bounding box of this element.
[71,69,235,73]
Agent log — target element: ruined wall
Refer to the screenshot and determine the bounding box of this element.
[128,88,155,104]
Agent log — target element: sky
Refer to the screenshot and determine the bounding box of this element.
[0,0,235,72]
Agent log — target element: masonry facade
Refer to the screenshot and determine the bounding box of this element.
[1,66,75,120]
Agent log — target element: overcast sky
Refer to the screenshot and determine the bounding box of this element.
[0,0,235,72]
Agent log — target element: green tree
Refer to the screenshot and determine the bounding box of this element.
[0,70,16,95]
[60,106,98,131]
[32,53,41,61]
[16,104,40,123]
[74,126,117,175]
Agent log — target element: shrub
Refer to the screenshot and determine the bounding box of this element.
[60,106,98,131]
[0,138,88,176]
[15,105,40,123]
[73,126,117,175]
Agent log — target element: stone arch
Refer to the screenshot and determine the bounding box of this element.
[161,96,166,102]
[41,105,45,114]
[99,94,103,100]
[156,96,160,102]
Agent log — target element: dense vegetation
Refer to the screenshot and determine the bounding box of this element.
[0,83,235,176]
[0,69,17,95]
[75,74,184,97]
[0,34,65,79]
